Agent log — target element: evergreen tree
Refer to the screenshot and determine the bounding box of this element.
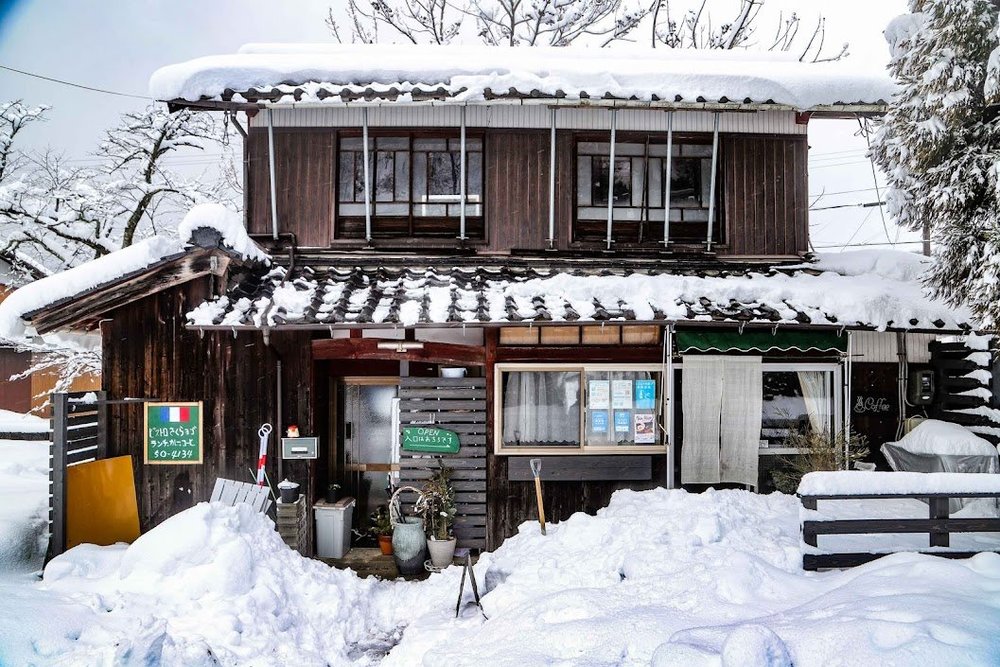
[871,0,1000,326]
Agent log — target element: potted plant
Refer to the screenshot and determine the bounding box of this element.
[369,505,394,555]
[325,482,341,504]
[417,461,458,568]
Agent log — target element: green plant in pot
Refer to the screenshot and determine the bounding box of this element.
[417,461,458,568]
[369,505,394,555]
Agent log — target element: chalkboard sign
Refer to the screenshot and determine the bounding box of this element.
[144,402,203,465]
[401,426,460,454]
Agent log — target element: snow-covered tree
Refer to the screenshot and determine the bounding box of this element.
[0,102,231,284]
[327,0,847,61]
[870,0,1000,326]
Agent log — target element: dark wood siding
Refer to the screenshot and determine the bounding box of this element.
[721,134,808,257]
[0,347,32,413]
[247,129,335,247]
[102,282,317,552]
[486,130,552,251]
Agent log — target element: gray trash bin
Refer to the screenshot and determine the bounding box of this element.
[314,497,355,558]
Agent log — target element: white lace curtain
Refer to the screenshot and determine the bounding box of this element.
[502,371,580,446]
[797,370,832,435]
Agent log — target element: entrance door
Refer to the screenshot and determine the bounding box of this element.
[340,379,399,535]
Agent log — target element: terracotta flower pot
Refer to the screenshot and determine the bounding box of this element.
[378,534,394,555]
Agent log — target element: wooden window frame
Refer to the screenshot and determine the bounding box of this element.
[493,362,669,456]
[335,129,486,241]
[571,131,724,249]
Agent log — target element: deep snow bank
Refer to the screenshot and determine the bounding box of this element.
[0,438,50,573]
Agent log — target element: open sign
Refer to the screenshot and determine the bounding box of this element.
[401,426,460,454]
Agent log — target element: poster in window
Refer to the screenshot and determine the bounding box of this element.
[614,410,631,434]
[634,413,655,444]
[612,380,632,409]
[591,410,609,433]
[634,379,656,410]
[588,380,610,409]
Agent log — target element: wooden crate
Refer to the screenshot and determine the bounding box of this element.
[276,496,308,554]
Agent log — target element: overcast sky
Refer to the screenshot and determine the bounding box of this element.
[0,0,910,251]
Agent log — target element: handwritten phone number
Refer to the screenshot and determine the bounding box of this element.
[148,426,198,438]
[149,448,197,460]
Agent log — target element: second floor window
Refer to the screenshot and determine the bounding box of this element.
[575,137,720,245]
[337,134,484,239]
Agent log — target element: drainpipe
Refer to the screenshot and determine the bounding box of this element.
[459,106,467,242]
[266,109,279,240]
[664,323,675,488]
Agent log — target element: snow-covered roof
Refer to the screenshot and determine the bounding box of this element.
[0,204,268,339]
[186,251,972,333]
[150,44,893,112]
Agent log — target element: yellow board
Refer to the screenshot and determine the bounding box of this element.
[66,455,141,550]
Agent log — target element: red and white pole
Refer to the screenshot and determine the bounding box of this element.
[256,423,272,486]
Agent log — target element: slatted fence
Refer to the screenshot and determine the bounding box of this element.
[48,390,108,560]
[397,376,487,549]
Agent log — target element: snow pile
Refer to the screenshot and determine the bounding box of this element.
[177,203,269,264]
[789,249,930,283]
[4,489,1000,665]
[0,438,50,573]
[887,419,999,457]
[0,236,183,340]
[32,502,399,665]
[799,470,1000,496]
[149,43,893,110]
[0,409,49,434]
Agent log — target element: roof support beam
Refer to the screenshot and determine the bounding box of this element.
[266,110,279,240]
[605,108,618,251]
[662,112,674,248]
[705,112,720,252]
[312,337,485,365]
[362,108,372,245]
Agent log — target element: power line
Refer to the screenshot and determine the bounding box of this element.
[809,200,886,211]
[812,239,924,249]
[0,64,152,100]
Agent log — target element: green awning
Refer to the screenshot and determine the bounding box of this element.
[675,330,848,354]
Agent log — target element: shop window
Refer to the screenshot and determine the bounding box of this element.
[574,137,720,245]
[760,368,837,446]
[496,364,665,454]
[336,134,484,239]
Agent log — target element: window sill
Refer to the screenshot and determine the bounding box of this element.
[496,446,667,456]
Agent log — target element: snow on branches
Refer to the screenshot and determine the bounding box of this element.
[871,0,1000,328]
[0,101,233,286]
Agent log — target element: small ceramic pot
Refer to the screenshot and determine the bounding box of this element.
[391,517,427,575]
[427,536,457,568]
[377,534,394,555]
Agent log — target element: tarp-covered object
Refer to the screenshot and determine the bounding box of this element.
[881,420,1000,511]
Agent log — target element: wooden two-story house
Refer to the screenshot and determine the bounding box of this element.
[3,44,984,554]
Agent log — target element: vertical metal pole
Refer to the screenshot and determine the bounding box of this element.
[266,109,279,240]
[845,331,853,469]
[459,106,467,241]
[49,393,68,561]
[605,108,618,251]
[664,324,675,488]
[548,107,557,250]
[663,112,674,247]
[706,112,720,251]
[362,108,372,244]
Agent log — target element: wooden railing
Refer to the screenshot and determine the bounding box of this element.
[800,488,1000,570]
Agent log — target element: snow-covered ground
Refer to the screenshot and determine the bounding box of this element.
[0,482,998,666]
[0,436,50,574]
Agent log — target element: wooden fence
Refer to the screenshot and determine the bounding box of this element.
[397,376,487,549]
[800,490,1000,570]
[47,390,108,561]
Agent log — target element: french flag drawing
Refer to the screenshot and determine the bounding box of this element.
[160,406,191,423]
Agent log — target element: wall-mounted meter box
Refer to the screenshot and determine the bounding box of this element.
[281,437,318,460]
[908,370,935,405]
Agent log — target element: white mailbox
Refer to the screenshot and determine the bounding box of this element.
[281,437,318,460]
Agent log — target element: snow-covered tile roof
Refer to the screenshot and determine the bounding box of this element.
[150,44,893,111]
[187,252,972,332]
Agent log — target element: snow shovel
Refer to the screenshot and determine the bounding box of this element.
[530,458,546,535]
